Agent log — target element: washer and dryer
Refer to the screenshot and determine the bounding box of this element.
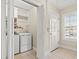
[14,33,32,54]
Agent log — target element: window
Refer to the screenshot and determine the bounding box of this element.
[64,12,77,40]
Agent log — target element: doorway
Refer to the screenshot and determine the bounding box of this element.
[13,5,37,59]
[2,0,45,59]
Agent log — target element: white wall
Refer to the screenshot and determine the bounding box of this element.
[29,7,37,51]
[14,7,31,33]
[60,4,77,51]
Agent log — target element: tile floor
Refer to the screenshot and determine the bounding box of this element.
[14,48,77,59]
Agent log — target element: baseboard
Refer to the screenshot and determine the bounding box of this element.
[33,47,37,52]
[45,50,51,56]
[45,47,59,56]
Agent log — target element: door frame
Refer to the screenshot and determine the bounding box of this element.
[1,0,7,59]
[2,0,45,59]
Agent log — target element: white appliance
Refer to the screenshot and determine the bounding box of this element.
[14,35,19,54]
[19,33,32,52]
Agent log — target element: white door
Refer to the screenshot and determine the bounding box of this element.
[50,17,59,51]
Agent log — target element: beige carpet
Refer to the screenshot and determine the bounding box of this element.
[45,48,77,59]
[14,48,77,59]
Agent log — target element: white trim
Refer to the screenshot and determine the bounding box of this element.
[37,6,45,59]
[1,0,7,59]
[7,0,14,59]
[44,50,50,56]
[33,47,37,52]
[23,0,43,7]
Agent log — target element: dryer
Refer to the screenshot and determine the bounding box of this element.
[19,33,32,52]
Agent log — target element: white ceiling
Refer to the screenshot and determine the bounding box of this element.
[47,0,77,10]
[13,0,76,10]
[14,0,42,10]
[14,0,33,10]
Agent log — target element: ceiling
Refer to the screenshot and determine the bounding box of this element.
[47,0,77,10]
[14,0,42,10]
[13,0,77,10]
[14,0,34,10]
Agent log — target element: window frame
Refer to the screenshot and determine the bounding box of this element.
[63,11,77,41]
